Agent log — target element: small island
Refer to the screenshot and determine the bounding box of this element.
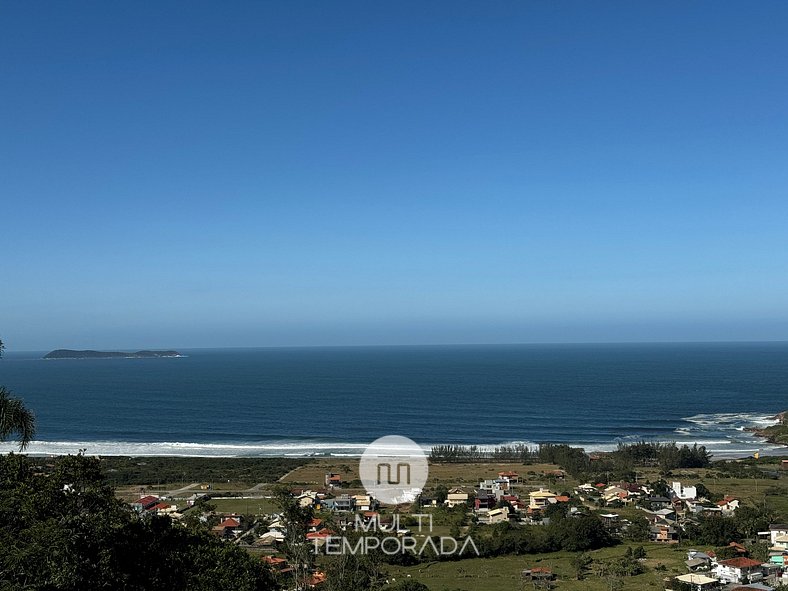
[44,349,183,359]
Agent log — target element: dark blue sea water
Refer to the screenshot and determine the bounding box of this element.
[1,343,786,457]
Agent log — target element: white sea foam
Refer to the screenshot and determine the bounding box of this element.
[2,413,782,459]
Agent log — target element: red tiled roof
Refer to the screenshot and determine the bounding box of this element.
[150,502,170,511]
[306,529,333,539]
[262,557,288,565]
[308,518,323,527]
[219,518,241,528]
[134,495,159,506]
[718,557,762,569]
[555,496,570,503]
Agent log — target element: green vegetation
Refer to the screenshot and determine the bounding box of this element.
[0,339,36,451]
[101,455,308,487]
[756,411,788,444]
[0,386,35,452]
[430,441,711,481]
[0,453,277,590]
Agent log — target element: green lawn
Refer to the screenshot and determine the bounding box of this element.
[385,543,687,591]
[211,497,279,516]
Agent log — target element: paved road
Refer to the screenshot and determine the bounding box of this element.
[166,483,201,496]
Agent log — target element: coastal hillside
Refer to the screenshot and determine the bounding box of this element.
[756,411,788,445]
[44,349,182,359]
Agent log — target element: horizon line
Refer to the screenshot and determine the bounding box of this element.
[9,338,788,354]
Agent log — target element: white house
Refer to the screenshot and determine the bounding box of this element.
[717,497,740,515]
[671,481,697,500]
[712,557,764,584]
[767,524,788,545]
[446,492,469,508]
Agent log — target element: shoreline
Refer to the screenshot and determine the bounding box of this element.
[8,436,787,461]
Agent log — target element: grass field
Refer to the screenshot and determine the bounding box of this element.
[280,459,567,490]
[211,497,279,516]
[385,543,686,591]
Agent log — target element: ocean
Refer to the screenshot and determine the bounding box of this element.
[0,343,785,458]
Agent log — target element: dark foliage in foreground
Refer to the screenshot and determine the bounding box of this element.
[0,454,277,591]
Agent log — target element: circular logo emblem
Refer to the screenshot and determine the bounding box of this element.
[359,435,429,505]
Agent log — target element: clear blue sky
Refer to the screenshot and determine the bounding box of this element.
[2,1,788,350]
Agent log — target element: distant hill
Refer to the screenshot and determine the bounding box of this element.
[43,349,183,359]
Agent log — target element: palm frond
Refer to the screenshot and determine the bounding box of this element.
[0,386,36,451]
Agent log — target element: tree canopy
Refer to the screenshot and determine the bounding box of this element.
[0,453,277,590]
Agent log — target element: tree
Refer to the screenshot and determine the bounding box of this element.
[0,386,35,451]
[323,531,386,591]
[0,453,277,590]
[0,339,36,451]
[274,486,315,590]
[571,552,592,580]
[623,515,650,542]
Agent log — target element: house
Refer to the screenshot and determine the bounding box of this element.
[686,558,711,572]
[258,530,285,547]
[446,492,469,508]
[713,557,765,584]
[325,473,343,487]
[603,486,628,503]
[529,488,557,509]
[600,513,620,527]
[672,482,698,500]
[646,496,672,510]
[262,556,292,575]
[213,518,243,539]
[131,495,159,512]
[650,524,678,543]
[297,490,321,508]
[479,479,509,499]
[501,495,524,511]
[332,495,355,512]
[498,471,520,483]
[486,506,511,524]
[767,524,788,546]
[768,534,788,566]
[718,497,740,514]
[307,518,324,532]
[474,491,496,512]
[353,495,375,512]
[686,499,717,514]
[672,573,720,590]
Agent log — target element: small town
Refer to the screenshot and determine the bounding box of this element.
[121,451,788,591]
